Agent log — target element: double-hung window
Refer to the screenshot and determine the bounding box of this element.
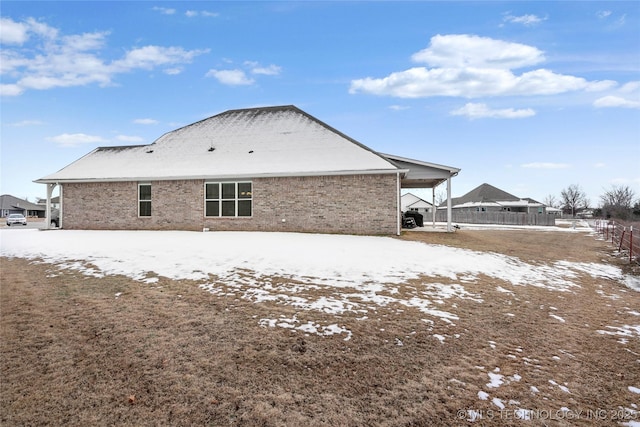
[138,183,152,217]
[205,182,252,217]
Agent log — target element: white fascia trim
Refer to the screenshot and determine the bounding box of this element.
[34,168,409,184]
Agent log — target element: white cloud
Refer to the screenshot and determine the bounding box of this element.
[593,95,640,109]
[411,34,545,69]
[0,17,30,44]
[0,17,208,96]
[503,13,547,26]
[451,103,535,119]
[594,163,606,169]
[389,105,410,111]
[597,10,612,19]
[110,45,208,72]
[521,162,571,169]
[350,34,614,100]
[164,67,183,75]
[133,118,159,125]
[152,6,176,15]
[186,10,219,18]
[46,133,109,148]
[245,61,282,76]
[0,84,25,96]
[206,69,255,86]
[620,81,640,93]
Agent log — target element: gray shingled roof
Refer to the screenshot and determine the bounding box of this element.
[0,194,44,211]
[439,183,521,207]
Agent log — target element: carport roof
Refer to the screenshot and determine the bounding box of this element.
[380,154,460,189]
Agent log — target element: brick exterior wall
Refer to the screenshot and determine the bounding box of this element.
[61,174,399,235]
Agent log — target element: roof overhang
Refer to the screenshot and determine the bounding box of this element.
[380,153,460,189]
[34,168,407,185]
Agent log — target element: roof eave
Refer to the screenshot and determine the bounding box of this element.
[34,168,406,184]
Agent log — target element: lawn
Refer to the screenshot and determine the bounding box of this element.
[1,225,639,426]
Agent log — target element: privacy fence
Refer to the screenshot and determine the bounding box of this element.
[594,220,638,265]
[434,211,556,226]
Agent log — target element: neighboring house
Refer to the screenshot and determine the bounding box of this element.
[401,193,433,216]
[36,196,60,210]
[0,194,45,218]
[36,105,460,234]
[439,183,546,214]
[546,207,563,216]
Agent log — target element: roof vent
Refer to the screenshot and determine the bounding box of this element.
[208,147,215,152]
[248,150,254,154]
[146,150,154,154]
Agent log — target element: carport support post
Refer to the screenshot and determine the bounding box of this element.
[446,176,453,232]
[45,183,56,230]
[432,187,436,228]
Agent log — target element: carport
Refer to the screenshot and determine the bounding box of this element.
[381,154,460,232]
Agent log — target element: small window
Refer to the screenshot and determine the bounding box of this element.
[205,182,252,217]
[139,184,151,217]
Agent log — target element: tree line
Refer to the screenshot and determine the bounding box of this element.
[544,184,640,220]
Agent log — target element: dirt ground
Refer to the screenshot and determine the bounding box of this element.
[1,229,639,426]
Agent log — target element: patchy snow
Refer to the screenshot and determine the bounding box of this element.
[550,314,566,323]
[629,386,640,394]
[1,228,636,342]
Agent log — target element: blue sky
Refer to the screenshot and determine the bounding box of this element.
[1,1,639,206]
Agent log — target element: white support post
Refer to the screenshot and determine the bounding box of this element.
[45,183,55,230]
[396,172,401,236]
[432,187,436,228]
[447,177,452,232]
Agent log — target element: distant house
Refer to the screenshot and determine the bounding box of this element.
[435,183,555,226]
[439,183,546,214]
[401,193,433,216]
[0,194,45,218]
[36,105,460,234]
[36,196,60,210]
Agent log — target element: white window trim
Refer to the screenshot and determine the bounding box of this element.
[204,181,253,218]
[138,183,152,218]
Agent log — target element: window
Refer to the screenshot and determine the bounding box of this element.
[139,183,151,217]
[205,182,252,217]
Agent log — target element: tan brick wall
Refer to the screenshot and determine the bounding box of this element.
[62,174,399,234]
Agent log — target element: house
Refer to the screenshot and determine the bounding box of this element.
[36,105,460,235]
[434,183,554,226]
[0,194,45,218]
[439,183,546,214]
[401,193,434,216]
[36,196,60,210]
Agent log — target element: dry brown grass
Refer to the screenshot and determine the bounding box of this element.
[1,229,639,426]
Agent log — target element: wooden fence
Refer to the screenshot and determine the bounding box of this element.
[594,220,638,265]
[434,211,556,226]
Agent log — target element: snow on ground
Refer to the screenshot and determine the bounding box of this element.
[1,228,637,343]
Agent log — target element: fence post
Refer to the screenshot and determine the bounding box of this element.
[631,226,634,264]
[619,227,626,252]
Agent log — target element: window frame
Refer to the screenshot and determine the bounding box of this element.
[204,181,253,218]
[138,183,152,217]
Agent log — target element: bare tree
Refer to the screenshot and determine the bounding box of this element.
[560,184,588,217]
[600,185,637,219]
[434,189,447,206]
[543,194,558,208]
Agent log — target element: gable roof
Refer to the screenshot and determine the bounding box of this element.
[36,105,401,183]
[455,183,519,204]
[439,183,543,208]
[0,194,44,211]
[401,192,433,210]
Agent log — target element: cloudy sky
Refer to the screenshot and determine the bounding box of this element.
[1,1,638,206]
